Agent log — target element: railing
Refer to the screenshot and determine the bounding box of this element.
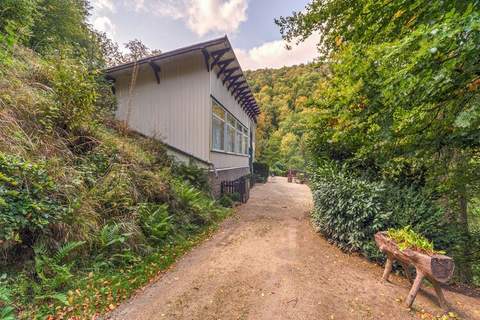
[220,176,250,203]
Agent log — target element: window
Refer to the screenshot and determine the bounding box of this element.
[226,125,236,152]
[236,130,243,153]
[211,98,249,156]
[243,135,248,155]
[242,127,249,155]
[212,102,225,150]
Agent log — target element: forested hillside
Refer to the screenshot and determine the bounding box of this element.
[246,64,328,174]
[0,1,229,319]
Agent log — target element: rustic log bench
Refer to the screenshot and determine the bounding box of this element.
[374,232,455,310]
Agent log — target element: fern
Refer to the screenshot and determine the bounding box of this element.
[0,306,15,320]
[53,241,85,263]
[0,286,11,303]
[139,203,173,243]
[31,241,85,305]
[98,223,132,249]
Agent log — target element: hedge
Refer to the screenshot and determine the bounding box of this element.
[253,162,269,183]
[309,163,458,262]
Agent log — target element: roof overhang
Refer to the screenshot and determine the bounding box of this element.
[105,36,260,122]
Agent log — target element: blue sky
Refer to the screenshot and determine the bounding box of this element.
[90,0,320,70]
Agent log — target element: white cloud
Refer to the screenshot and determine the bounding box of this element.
[235,35,320,70]
[93,16,116,37]
[130,0,248,36]
[89,0,116,38]
[91,0,115,12]
[187,0,247,36]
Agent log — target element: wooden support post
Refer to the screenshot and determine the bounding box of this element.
[432,280,448,311]
[406,270,424,308]
[382,257,393,282]
[400,262,414,284]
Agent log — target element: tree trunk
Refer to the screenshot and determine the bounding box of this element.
[457,184,473,283]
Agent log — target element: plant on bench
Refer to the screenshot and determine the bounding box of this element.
[375,226,454,310]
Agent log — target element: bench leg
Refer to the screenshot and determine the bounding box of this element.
[382,257,394,282]
[400,262,414,284]
[432,280,449,311]
[406,270,424,308]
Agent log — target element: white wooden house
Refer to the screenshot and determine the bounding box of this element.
[105,36,260,196]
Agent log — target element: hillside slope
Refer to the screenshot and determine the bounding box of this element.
[0,46,229,319]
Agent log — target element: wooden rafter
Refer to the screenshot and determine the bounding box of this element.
[148,61,161,84]
[210,48,231,69]
[228,78,245,91]
[216,59,235,78]
[222,67,240,84]
[201,49,210,72]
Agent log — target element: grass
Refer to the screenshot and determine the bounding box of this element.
[11,214,230,319]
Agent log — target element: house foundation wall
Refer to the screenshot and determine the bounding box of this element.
[209,167,250,198]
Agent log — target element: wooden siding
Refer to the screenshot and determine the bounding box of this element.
[209,71,251,169]
[114,52,211,163]
[210,152,249,170]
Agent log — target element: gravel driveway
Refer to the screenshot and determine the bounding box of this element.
[106,177,480,320]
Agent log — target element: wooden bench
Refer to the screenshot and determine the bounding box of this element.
[374,232,455,310]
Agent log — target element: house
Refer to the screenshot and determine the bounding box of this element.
[105,36,260,197]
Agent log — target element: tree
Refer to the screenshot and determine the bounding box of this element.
[246,64,327,173]
[277,1,480,283]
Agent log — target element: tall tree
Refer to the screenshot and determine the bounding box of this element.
[277,1,480,282]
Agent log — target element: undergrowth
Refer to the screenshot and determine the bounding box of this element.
[309,162,479,284]
[0,46,230,319]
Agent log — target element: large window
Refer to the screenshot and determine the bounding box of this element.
[212,99,249,155]
[212,104,225,150]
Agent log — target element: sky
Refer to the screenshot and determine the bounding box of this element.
[89,0,320,70]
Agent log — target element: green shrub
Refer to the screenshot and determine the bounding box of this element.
[0,274,15,320]
[270,161,286,176]
[229,192,241,203]
[254,174,268,183]
[40,56,98,131]
[310,162,451,262]
[173,163,210,193]
[138,203,172,244]
[0,154,65,246]
[253,162,269,182]
[218,194,234,208]
[171,179,228,232]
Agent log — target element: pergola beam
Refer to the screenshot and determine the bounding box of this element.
[149,61,161,84]
[201,49,210,72]
[222,67,240,84]
[237,91,250,101]
[242,100,255,110]
[234,87,249,99]
[210,47,231,69]
[229,79,246,92]
[242,98,255,106]
[239,95,253,106]
[216,58,235,78]
[233,85,249,96]
[226,75,242,90]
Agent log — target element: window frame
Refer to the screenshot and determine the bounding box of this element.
[211,97,249,157]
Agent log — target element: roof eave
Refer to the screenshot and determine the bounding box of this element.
[105,36,228,74]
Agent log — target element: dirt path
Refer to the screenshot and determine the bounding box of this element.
[107,177,479,320]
